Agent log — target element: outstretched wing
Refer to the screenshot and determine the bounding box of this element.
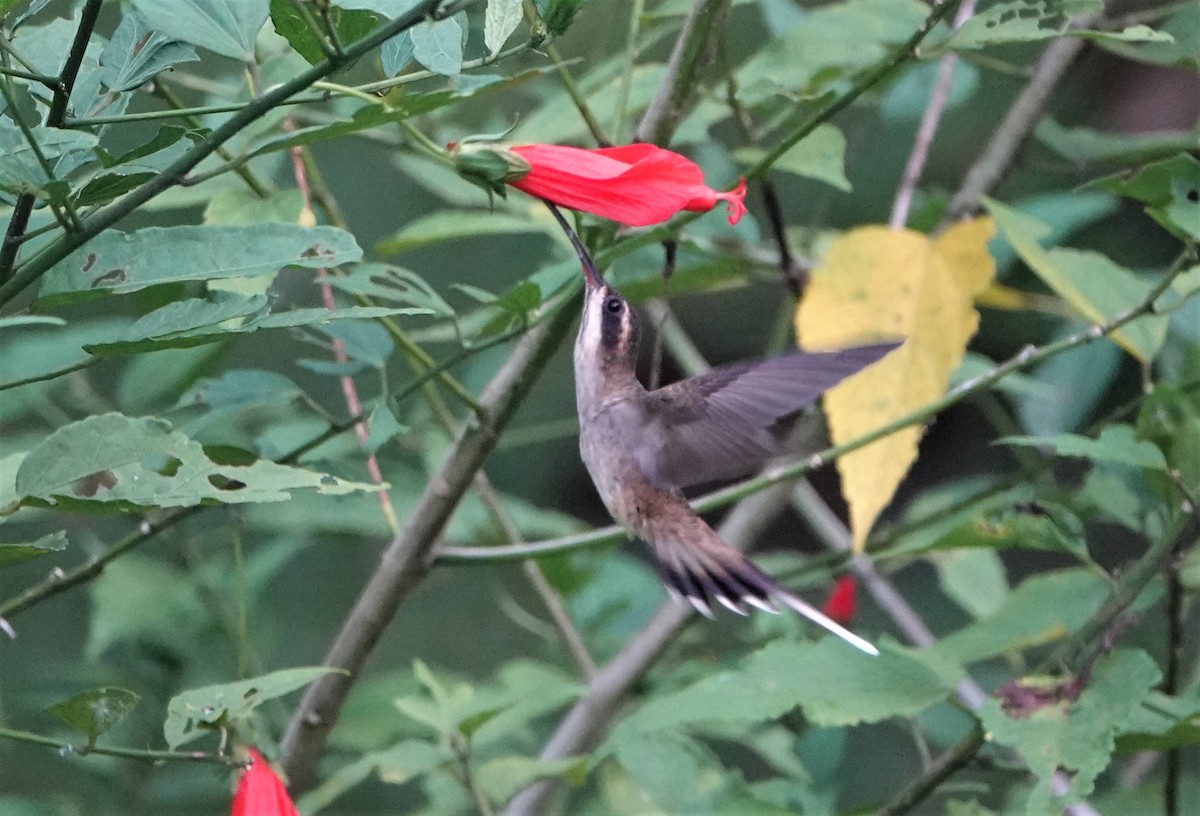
[638,341,899,488]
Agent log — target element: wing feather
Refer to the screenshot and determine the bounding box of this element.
[639,341,900,488]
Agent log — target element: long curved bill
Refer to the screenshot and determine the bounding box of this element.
[544,201,604,289]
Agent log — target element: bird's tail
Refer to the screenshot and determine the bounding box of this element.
[648,516,878,656]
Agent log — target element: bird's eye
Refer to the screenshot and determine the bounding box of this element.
[604,296,623,314]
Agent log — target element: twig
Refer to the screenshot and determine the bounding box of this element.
[504,483,796,816]
[285,121,400,535]
[0,0,102,283]
[279,300,580,790]
[0,727,236,766]
[890,0,978,229]
[939,15,1095,227]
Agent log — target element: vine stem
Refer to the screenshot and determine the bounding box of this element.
[0,727,237,766]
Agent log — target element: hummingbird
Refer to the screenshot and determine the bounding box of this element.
[549,206,899,655]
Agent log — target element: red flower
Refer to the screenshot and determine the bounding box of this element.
[231,748,299,816]
[507,143,747,227]
[821,575,857,626]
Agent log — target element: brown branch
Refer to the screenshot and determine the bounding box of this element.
[279,300,579,789]
[938,15,1096,227]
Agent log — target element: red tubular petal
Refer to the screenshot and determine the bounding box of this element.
[508,143,746,227]
[231,749,300,816]
[820,576,858,626]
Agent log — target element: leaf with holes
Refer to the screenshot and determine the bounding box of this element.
[1092,153,1200,242]
[164,667,340,749]
[978,649,1160,812]
[14,413,380,512]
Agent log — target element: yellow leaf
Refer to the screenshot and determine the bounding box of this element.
[796,218,996,550]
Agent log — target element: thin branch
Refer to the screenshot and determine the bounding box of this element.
[279,300,580,790]
[0,65,57,86]
[0,0,460,307]
[890,0,979,229]
[0,727,236,766]
[285,120,399,535]
[0,0,102,283]
[939,14,1096,227]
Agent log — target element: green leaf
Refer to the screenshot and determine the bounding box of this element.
[129,0,269,61]
[37,224,362,306]
[1091,153,1200,242]
[14,413,380,511]
[0,122,99,200]
[947,0,1099,50]
[44,687,140,744]
[1097,4,1200,69]
[84,296,428,356]
[270,0,377,64]
[476,755,588,805]
[484,0,522,55]
[610,640,960,742]
[324,264,455,316]
[381,31,415,76]
[246,68,550,157]
[0,531,68,569]
[936,548,1009,619]
[986,199,1168,363]
[998,425,1168,471]
[164,667,340,749]
[177,369,302,413]
[1035,118,1200,165]
[411,15,463,75]
[932,569,1110,664]
[978,649,1160,812]
[736,0,928,105]
[296,739,446,814]
[98,13,198,92]
[377,211,550,255]
[1118,684,1200,751]
[737,124,849,192]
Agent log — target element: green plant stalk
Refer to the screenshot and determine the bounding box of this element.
[437,247,1196,564]
[0,726,237,766]
[0,0,466,307]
